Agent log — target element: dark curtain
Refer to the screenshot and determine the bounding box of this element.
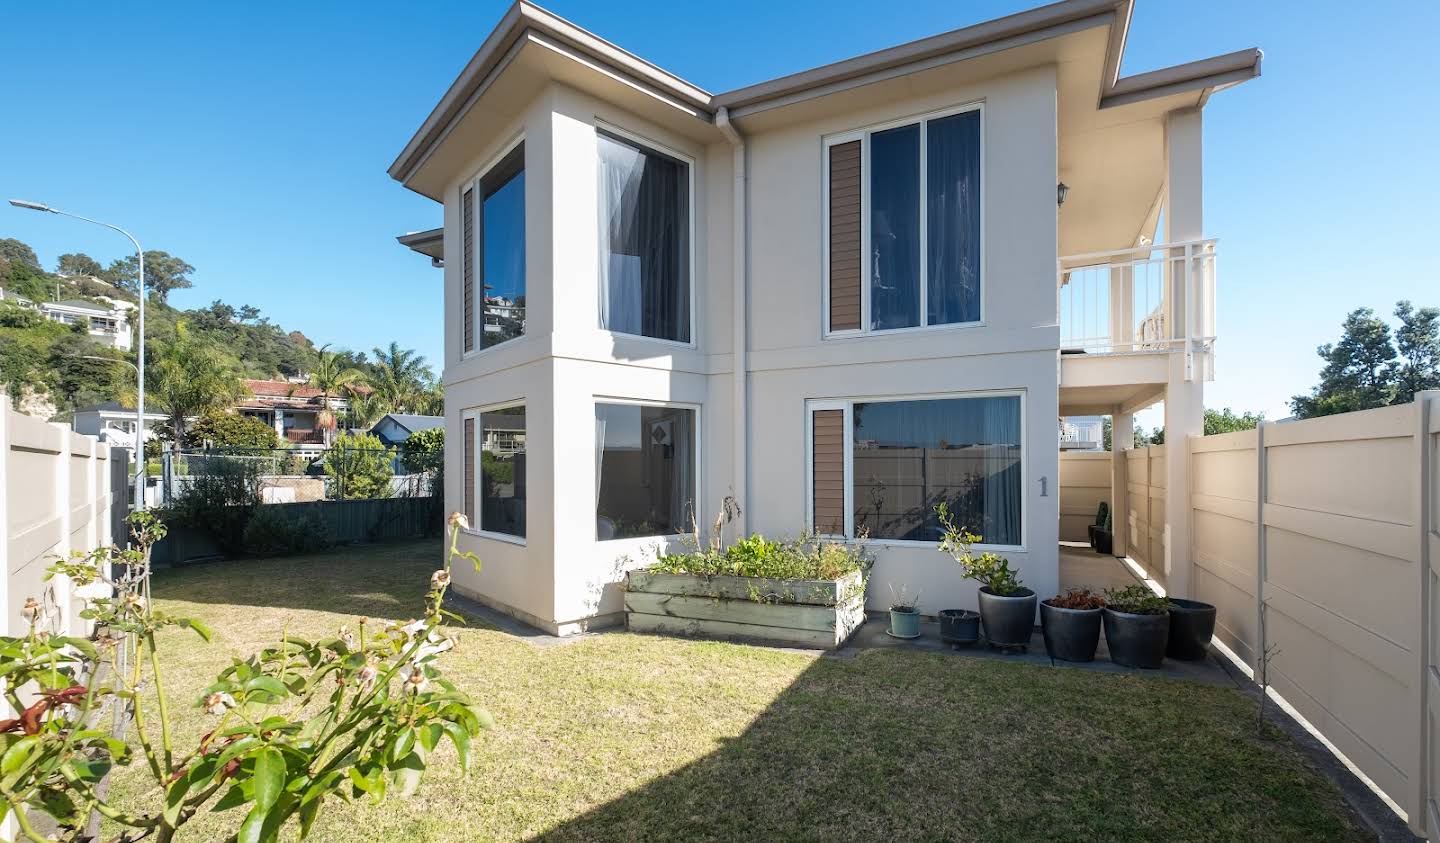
[869,124,920,330]
[927,110,981,325]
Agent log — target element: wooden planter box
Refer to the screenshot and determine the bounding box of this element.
[624,569,866,649]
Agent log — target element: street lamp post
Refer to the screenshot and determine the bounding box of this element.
[9,199,148,509]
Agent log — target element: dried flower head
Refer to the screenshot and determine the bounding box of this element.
[339,625,356,647]
[401,663,430,695]
[203,692,236,716]
[21,597,40,622]
[356,663,379,692]
[430,570,451,590]
[448,511,470,531]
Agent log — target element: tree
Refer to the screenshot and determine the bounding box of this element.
[146,321,245,452]
[369,342,433,411]
[1204,407,1264,435]
[0,238,39,271]
[1291,307,1398,418]
[108,249,196,302]
[185,410,279,449]
[1394,300,1440,404]
[55,252,103,277]
[401,426,445,497]
[325,431,395,499]
[346,390,390,429]
[310,344,367,444]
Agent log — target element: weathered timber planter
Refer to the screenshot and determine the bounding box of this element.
[1040,600,1102,662]
[938,609,980,646]
[977,587,1037,648]
[1102,608,1170,669]
[624,569,866,649]
[1165,598,1217,661]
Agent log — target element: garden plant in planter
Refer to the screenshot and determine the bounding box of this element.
[887,584,922,639]
[1102,584,1171,668]
[937,504,1035,650]
[1040,588,1106,662]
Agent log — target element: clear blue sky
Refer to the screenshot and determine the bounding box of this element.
[3,1,1436,420]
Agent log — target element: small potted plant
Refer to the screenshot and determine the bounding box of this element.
[1102,585,1170,668]
[937,504,1035,649]
[887,584,921,639]
[937,609,980,647]
[1040,588,1105,662]
[1166,596,1217,661]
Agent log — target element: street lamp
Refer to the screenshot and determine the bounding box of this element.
[10,199,148,509]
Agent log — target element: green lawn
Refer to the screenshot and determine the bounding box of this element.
[107,540,1367,842]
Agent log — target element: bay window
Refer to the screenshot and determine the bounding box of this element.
[595,402,696,540]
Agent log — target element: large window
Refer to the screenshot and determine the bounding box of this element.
[809,393,1022,546]
[596,130,691,344]
[826,105,982,335]
[595,402,695,540]
[468,142,526,352]
[479,405,526,538]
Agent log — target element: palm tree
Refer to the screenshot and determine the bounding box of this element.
[345,390,391,430]
[369,342,433,412]
[309,344,366,445]
[146,322,245,455]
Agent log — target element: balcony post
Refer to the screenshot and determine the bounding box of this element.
[1111,410,1131,559]
[1108,263,1134,352]
[1162,107,1204,598]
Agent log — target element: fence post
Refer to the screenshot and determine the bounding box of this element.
[1254,421,1268,677]
[1414,391,1436,836]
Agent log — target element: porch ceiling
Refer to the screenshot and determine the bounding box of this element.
[1059,382,1164,417]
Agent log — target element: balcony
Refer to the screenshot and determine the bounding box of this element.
[284,429,324,445]
[1057,239,1217,415]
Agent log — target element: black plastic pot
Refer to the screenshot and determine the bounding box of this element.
[1166,598,1217,661]
[977,587,1037,648]
[1094,530,1113,555]
[1040,601,1102,662]
[938,609,980,645]
[1102,608,1169,669]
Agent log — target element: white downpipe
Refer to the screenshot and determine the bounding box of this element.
[716,107,748,536]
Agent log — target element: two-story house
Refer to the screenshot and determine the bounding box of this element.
[393,0,1259,635]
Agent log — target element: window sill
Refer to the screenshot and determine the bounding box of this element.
[460,333,531,363]
[463,528,527,547]
[841,536,1027,554]
[602,329,697,351]
[823,320,986,341]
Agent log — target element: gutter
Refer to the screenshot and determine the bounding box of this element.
[715,107,748,535]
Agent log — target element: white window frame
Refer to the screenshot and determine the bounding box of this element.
[462,133,528,361]
[594,121,698,350]
[593,396,702,549]
[462,398,528,546]
[821,101,985,339]
[804,388,1026,551]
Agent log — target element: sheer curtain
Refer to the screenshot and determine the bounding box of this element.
[926,110,981,325]
[980,396,1022,545]
[596,132,689,342]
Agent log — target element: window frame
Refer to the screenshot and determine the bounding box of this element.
[594,121,698,350]
[804,388,1026,551]
[461,398,528,546]
[462,133,528,361]
[592,395,702,549]
[821,101,985,339]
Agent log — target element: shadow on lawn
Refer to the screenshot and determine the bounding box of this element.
[151,539,444,618]
[527,645,1367,843]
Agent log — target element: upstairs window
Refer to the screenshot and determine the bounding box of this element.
[597,130,691,344]
[825,105,982,335]
[463,140,526,354]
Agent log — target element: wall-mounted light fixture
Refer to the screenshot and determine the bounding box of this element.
[1057,182,1069,207]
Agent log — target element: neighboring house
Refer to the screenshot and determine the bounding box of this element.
[72,401,166,449]
[393,0,1258,635]
[0,288,37,309]
[235,379,351,451]
[1060,416,1105,451]
[38,298,135,352]
[370,413,444,448]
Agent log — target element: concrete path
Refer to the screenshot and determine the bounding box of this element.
[1059,541,1144,592]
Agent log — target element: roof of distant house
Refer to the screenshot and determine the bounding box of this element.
[376,413,444,435]
[47,299,111,312]
[74,401,165,418]
[244,378,324,399]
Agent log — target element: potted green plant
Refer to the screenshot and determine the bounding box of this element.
[888,584,922,639]
[1094,510,1114,555]
[1166,597,1217,661]
[937,504,1035,649]
[1102,585,1170,668]
[1040,588,1105,662]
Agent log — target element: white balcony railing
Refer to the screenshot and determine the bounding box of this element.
[1058,239,1216,377]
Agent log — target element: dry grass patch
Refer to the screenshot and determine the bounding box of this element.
[106,541,1367,842]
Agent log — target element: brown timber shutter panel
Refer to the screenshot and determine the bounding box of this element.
[828,141,862,332]
[462,186,476,354]
[463,417,476,525]
[812,409,845,535]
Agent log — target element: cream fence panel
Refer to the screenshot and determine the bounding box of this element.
[0,398,124,639]
[1186,393,1439,836]
[1058,451,1109,542]
[1123,444,1168,588]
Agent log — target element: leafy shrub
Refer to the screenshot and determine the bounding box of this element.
[1103,585,1169,615]
[1047,588,1106,610]
[650,533,870,583]
[401,426,444,497]
[242,507,333,556]
[935,503,1025,595]
[164,453,265,554]
[325,431,394,500]
[185,410,279,450]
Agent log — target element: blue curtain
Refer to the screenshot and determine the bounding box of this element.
[869,124,920,330]
[926,110,981,325]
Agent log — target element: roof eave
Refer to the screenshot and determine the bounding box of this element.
[1099,47,1262,109]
